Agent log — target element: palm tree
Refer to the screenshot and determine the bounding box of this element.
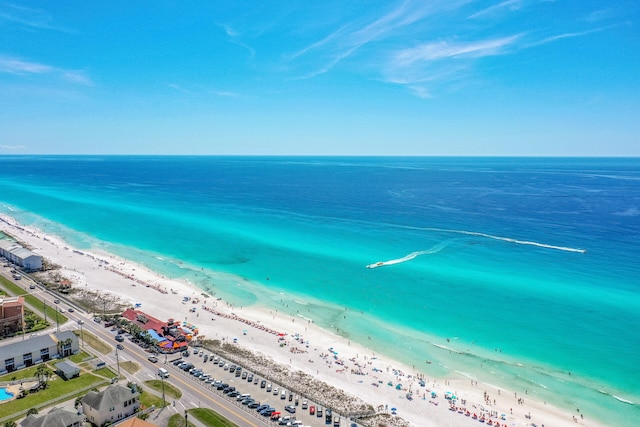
[4,420,17,427]
[35,363,49,387]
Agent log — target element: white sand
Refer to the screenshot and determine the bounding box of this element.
[1,214,598,427]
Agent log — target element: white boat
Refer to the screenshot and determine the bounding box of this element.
[366,262,384,269]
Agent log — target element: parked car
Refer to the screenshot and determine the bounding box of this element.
[284,405,296,413]
[115,335,124,342]
[302,400,308,409]
[310,405,316,415]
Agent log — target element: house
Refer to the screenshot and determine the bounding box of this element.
[81,384,140,427]
[0,296,24,337]
[20,406,84,427]
[56,360,81,380]
[0,330,79,374]
[0,239,42,271]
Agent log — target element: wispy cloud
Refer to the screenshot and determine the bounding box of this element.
[213,90,240,98]
[525,26,611,48]
[0,144,26,150]
[0,3,74,33]
[0,56,93,86]
[468,0,523,19]
[395,36,521,66]
[0,57,52,74]
[289,0,449,79]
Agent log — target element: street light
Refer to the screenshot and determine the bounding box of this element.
[157,372,166,408]
[77,320,84,348]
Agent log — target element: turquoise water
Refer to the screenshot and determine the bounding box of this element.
[0,388,14,401]
[0,155,638,424]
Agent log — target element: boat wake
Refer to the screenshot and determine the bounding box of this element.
[366,241,450,269]
[417,227,587,254]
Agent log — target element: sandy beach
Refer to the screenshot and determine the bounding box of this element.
[0,213,599,427]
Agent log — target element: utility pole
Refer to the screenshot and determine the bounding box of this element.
[159,373,166,407]
[78,320,84,347]
[115,347,120,376]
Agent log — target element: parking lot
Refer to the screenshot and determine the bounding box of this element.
[167,348,353,427]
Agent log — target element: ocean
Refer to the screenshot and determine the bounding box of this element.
[0,156,638,424]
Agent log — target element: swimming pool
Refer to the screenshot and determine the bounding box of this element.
[0,388,14,401]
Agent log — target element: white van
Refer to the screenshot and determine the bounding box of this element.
[158,368,170,378]
[280,390,287,399]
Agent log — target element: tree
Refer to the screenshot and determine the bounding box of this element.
[4,421,17,427]
[35,364,53,388]
[26,408,38,416]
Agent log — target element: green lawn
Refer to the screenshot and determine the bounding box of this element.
[0,365,40,382]
[143,379,182,399]
[69,350,91,364]
[93,367,118,379]
[168,413,197,427]
[119,361,139,375]
[139,389,167,409]
[0,372,106,418]
[188,408,239,427]
[74,330,112,354]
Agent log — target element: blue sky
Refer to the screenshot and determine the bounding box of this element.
[1,1,638,156]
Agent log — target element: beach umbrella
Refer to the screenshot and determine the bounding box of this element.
[391,407,397,411]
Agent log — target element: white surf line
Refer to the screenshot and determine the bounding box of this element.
[613,395,635,405]
[366,241,451,269]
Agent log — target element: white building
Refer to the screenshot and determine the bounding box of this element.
[0,331,79,373]
[0,239,42,271]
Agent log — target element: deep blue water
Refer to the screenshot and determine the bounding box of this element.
[0,155,638,423]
